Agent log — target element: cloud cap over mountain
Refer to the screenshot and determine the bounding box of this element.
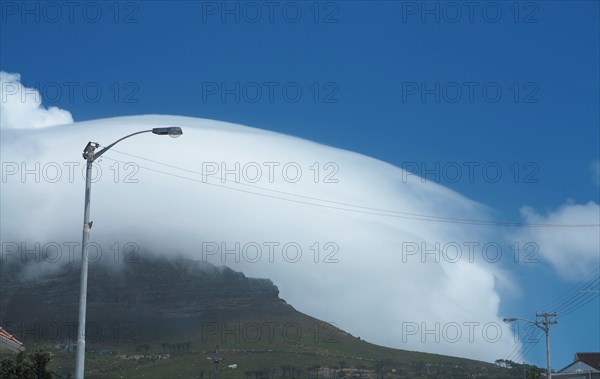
[0,114,520,362]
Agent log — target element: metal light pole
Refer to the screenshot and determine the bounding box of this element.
[504,312,557,379]
[75,127,182,379]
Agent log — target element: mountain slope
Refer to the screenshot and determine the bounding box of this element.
[0,254,527,378]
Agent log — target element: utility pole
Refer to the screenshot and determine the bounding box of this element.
[535,312,557,379]
[503,312,557,379]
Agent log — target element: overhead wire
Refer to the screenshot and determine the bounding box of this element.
[503,266,600,362]
[103,150,600,228]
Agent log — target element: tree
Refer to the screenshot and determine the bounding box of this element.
[0,351,53,379]
[31,351,52,379]
[526,366,543,379]
[0,357,18,379]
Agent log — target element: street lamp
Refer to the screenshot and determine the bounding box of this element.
[75,127,182,379]
[503,313,557,379]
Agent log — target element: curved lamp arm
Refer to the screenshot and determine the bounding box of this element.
[82,127,183,161]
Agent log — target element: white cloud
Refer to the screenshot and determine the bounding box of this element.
[514,201,600,280]
[0,114,519,362]
[0,71,73,130]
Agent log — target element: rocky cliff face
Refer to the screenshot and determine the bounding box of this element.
[0,254,285,346]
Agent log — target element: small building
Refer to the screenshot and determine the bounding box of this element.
[0,327,25,354]
[552,352,600,379]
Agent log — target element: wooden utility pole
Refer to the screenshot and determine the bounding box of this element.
[535,312,557,379]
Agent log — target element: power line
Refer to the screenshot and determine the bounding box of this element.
[553,277,599,314]
[503,313,557,378]
[542,267,599,312]
[503,267,600,363]
[518,328,543,362]
[558,286,600,318]
[504,315,546,363]
[103,151,600,228]
[519,329,543,359]
[504,324,542,362]
[545,267,600,314]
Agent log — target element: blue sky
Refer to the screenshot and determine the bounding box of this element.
[1,0,599,370]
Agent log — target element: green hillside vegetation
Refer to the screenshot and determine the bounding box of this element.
[0,254,539,378]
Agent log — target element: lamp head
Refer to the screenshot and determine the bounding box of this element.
[82,142,100,160]
[152,127,183,138]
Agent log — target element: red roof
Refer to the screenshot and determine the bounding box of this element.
[0,327,23,346]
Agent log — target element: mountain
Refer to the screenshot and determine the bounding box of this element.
[0,254,531,378]
[1,254,284,345]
